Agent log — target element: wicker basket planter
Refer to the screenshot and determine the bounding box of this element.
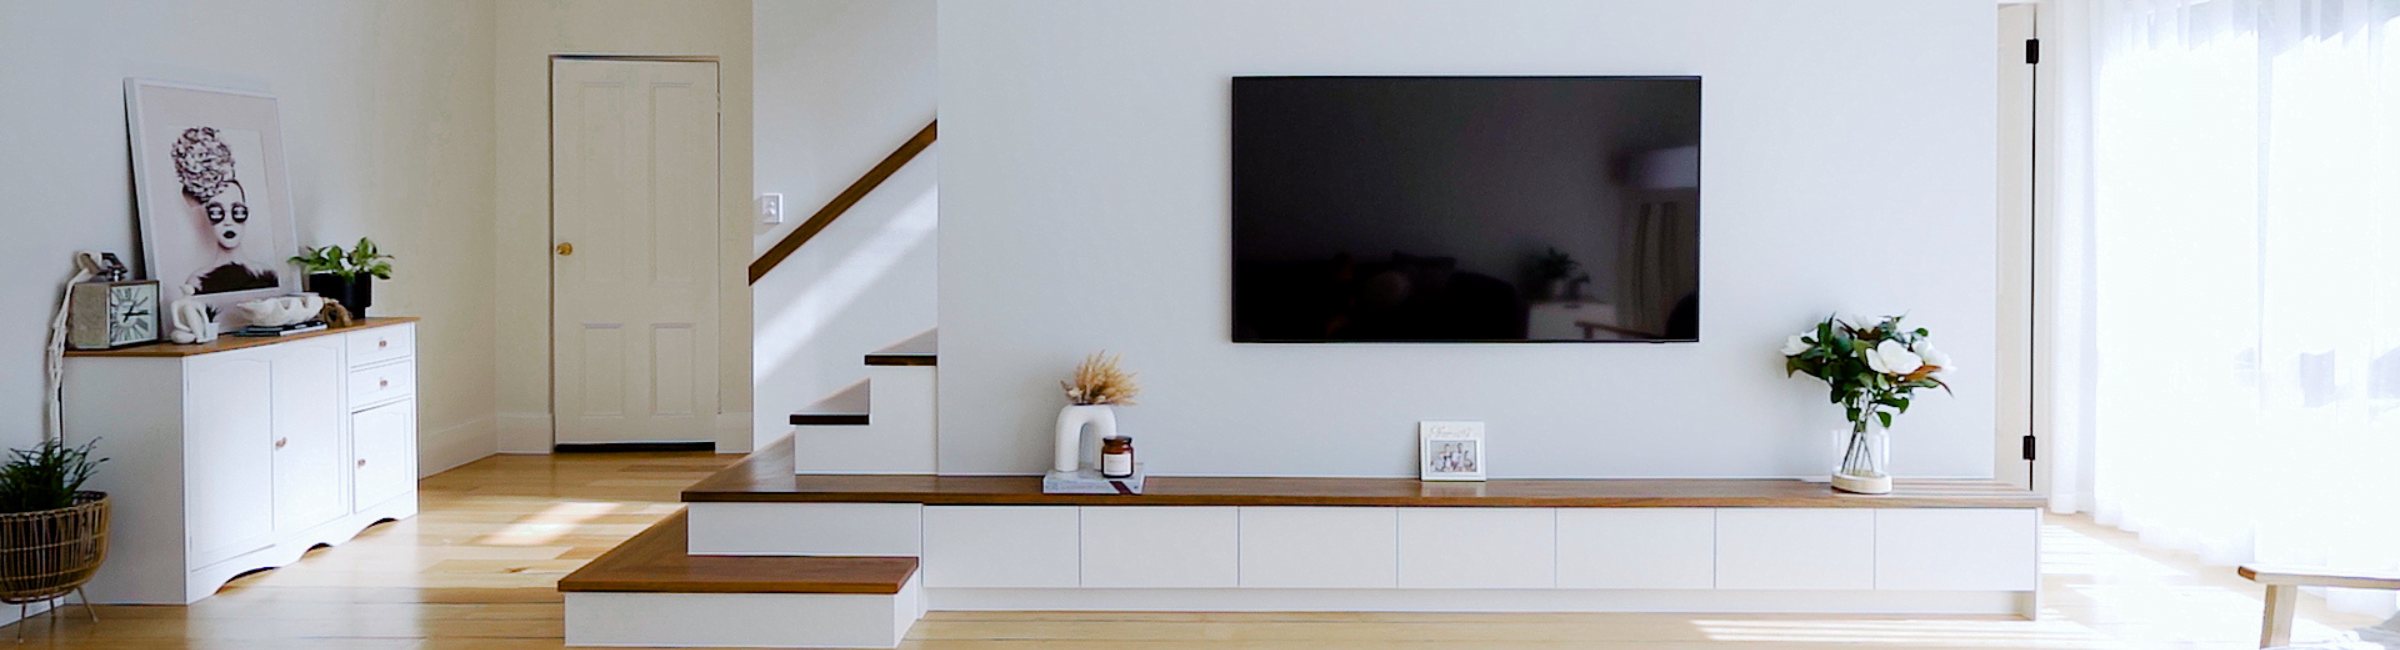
[0,492,109,605]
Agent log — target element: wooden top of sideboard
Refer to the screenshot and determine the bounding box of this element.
[686,437,2046,509]
[66,317,419,358]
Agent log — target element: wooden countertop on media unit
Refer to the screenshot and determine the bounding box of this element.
[65,317,419,358]
[686,438,2045,509]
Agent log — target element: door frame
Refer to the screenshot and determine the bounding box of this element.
[546,54,726,451]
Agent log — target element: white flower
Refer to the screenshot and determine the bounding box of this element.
[1780,334,1812,356]
[1837,313,1877,332]
[1913,340,1953,372]
[1865,339,1923,376]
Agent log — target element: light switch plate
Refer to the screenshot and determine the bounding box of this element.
[758,193,785,224]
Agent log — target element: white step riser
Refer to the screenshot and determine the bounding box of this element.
[689,502,922,556]
[564,574,923,648]
[792,366,935,474]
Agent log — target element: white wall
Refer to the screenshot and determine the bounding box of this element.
[493,0,754,453]
[751,0,939,450]
[0,0,500,475]
[938,0,2000,478]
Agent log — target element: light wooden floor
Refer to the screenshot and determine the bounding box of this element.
[4,451,2384,649]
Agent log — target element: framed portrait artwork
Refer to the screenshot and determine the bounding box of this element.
[125,79,300,327]
[1418,421,1486,482]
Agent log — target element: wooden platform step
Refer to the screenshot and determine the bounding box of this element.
[557,510,917,595]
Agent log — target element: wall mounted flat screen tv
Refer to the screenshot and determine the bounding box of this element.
[1232,76,1701,343]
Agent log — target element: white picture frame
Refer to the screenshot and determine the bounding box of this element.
[125,78,302,328]
[1418,421,1486,481]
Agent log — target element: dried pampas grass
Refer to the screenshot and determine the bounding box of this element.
[1063,351,1140,406]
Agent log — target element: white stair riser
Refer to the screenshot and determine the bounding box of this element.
[792,366,935,474]
[688,502,922,556]
[564,574,920,648]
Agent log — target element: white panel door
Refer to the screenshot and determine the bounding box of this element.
[1080,507,1239,589]
[1397,508,1555,589]
[351,399,417,510]
[552,59,722,444]
[922,506,1079,588]
[1715,508,1874,590]
[1557,508,1717,589]
[1239,507,1397,589]
[184,352,276,567]
[268,339,347,533]
[1875,508,2040,591]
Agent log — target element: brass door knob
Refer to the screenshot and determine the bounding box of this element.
[358,459,368,468]
[556,242,575,256]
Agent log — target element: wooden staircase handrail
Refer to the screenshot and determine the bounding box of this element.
[748,121,938,284]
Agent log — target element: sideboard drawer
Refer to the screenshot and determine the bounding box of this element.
[1081,507,1239,588]
[1240,507,1398,589]
[346,361,416,408]
[1558,508,1716,589]
[1715,508,1874,590]
[1398,508,1555,589]
[1874,508,2039,591]
[346,324,414,368]
[924,506,1079,588]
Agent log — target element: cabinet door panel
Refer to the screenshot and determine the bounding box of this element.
[1240,507,1398,589]
[1398,508,1555,589]
[1875,509,2039,591]
[1080,507,1239,588]
[352,399,417,510]
[1715,508,1874,590]
[271,340,348,533]
[1557,508,1716,589]
[923,506,1078,588]
[185,354,276,567]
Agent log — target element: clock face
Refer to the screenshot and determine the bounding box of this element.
[108,284,158,345]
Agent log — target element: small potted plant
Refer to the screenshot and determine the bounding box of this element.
[291,237,394,317]
[0,439,108,630]
[1530,247,1590,300]
[1780,315,1951,494]
[1053,352,1140,474]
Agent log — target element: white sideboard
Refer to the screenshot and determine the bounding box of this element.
[65,318,420,604]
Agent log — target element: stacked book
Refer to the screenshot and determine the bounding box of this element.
[234,320,329,337]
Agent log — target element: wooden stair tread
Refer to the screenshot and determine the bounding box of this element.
[864,329,936,366]
[557,510,916,595]
[791,380,871,425]
[685,438,2044,509]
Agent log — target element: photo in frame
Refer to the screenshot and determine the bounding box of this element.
[1418,421,1486,481]
[125,79,301,328]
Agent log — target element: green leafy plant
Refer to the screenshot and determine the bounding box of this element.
[290,237,395,282]
[0,439,106,514]
[1781,315,1953,478]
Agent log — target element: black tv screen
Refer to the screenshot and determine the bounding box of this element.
[1231,76,1701,343]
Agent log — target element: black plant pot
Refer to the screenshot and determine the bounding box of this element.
[307,273,373,317]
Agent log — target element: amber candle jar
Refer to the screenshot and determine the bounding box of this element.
[1100,436,1135,478]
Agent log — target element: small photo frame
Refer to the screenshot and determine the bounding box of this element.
[1418,421,1486,482]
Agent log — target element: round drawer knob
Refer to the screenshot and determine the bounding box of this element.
[358,459,368,467]
[378,339,388,349]
[274,438,288,449]
[379,379,390,388]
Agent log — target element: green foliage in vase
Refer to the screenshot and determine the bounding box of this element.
[0,439,106,514]
[1780,314,1954,434]
[290,237,396,282]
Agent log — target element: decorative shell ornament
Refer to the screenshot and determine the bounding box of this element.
[236,295,325,328]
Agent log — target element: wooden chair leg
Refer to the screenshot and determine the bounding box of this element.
[2261,583,2299,648]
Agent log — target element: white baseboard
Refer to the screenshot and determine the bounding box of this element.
[421,414,498,477]
[716,411,753,454]
[497,412,552,453]
[925,588,2034,617]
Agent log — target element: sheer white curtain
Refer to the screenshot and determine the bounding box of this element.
[2060,0,2400,617]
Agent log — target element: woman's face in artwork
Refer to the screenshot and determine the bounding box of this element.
[200,181,249,251]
